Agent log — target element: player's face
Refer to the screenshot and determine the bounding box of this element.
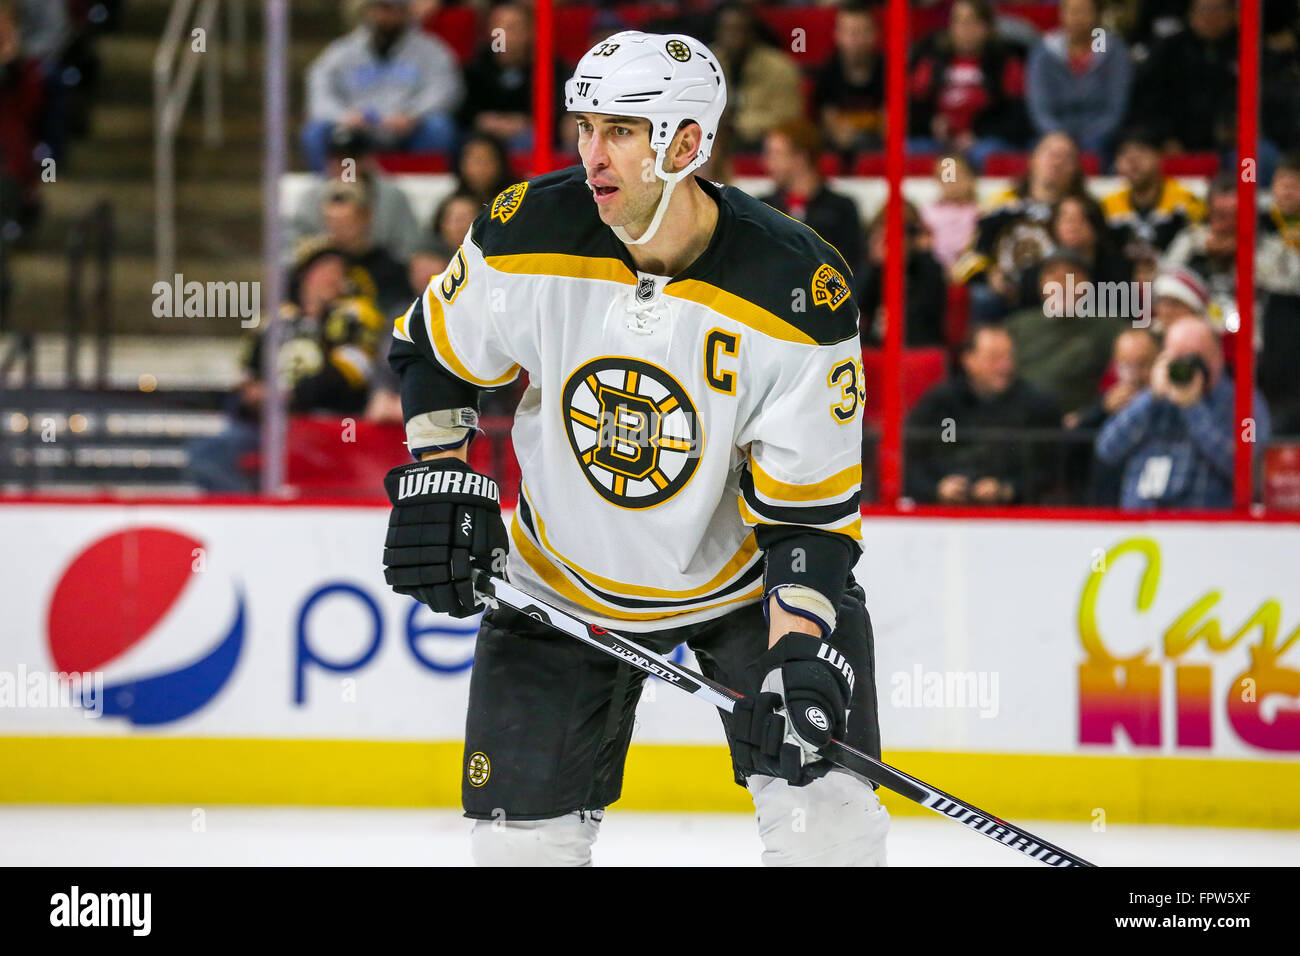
[576,114,663,233]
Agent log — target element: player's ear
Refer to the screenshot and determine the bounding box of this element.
[669,121,702,173]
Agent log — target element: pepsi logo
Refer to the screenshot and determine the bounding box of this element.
[46,528,244,726]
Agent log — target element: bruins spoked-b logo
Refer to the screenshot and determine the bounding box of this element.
[665,39,692,62]
[562,357,703,509]
[811,263,850,311]
[467,752,491,787]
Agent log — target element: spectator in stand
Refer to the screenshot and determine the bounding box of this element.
[302,0,462,173]
[920,153,980,272]
[1162,172,1238,324]
[459,2,565,152]
[1027,192,1133,306]
[0,0,45,239]
[1150,265,1211,334]
[1025,0,1133,158]
[430,190,480,251]
[952,131,1086,319]
[317,179,410,319]
[858,202,947,348]
[1256,151,1300,435]
[1101,127,1206,263]
[814,2,885,157]
[907,0,1031,171]
[453,131,515,209]
[1129,0,1297,185]
[407,238,453,300]
[1065,326,1161,504]
[187,242,386,492]
[711,3,803,152]
[286,127,421,264]
[905,324,1061,504]
[1096,315,1271,509]
[1004,249,1120,417]
[759,118,864,278]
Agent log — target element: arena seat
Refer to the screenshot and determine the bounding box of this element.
[944,283,970,351]
[1161,153,1219,177]
[982,151,1101,177]
[615,2,680,31]
[421,5,479,63]
[753,6,837,68]
[860,347,948,425]
[239,416,522,499]
[555,5,599,64]
[373,152,451,174]
[851,153,943,177]
[731,151,841,177]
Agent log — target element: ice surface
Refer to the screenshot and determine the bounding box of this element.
[1,806,1296,866]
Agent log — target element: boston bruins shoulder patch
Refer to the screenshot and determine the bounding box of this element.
[490,181,529,224]
[811,263,850,311]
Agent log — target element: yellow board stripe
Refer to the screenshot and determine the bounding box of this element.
[664,279,818,346]
[485,252,637,285]
[2,737,1297,828]
[751,459,862,504]
[423,289,520,388]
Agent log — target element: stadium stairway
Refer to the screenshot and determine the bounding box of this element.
[7,0,344,338]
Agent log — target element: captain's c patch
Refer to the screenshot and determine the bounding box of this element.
[811,263,850,311]
[490,182,529,224]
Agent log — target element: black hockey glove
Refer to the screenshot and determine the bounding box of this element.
[383,458,508,618]
[731,632,854,785]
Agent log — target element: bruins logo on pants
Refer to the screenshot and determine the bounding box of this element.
[562,357,704,509]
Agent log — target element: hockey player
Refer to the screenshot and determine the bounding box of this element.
[382,31,889,866]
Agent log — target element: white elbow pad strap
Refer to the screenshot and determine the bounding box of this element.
[406,407,479,457]
[768,584,837,637]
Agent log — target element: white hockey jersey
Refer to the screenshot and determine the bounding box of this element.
[392,166,865,631]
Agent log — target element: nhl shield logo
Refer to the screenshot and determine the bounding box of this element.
[636,276,656,302]
[490,181,529,224]
[811,264,850,311]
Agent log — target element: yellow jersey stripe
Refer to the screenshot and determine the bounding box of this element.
[422,288,521,388]
[485,252,637,285]
[521,484,762,600]
[664,279,818,346]
[737,496,863,541]
[509,514,764,620]
[751,459,862,504]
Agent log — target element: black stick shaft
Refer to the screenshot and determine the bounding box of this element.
[475,573,1095,868]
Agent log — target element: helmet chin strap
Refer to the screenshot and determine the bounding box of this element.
[612,150,694,247]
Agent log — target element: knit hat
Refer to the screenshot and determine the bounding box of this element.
[1153,267,1210,313]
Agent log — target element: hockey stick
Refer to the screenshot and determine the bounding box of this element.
[472,572,1095,867]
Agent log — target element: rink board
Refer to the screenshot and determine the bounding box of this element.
[1,502,1298,827]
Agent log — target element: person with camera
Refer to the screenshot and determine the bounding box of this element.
[1094,316,1271,509]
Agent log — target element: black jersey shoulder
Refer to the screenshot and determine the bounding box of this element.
[468,164,614,259]
[705,181,860,346]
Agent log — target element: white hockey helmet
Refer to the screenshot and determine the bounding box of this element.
[564,31,728,244]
